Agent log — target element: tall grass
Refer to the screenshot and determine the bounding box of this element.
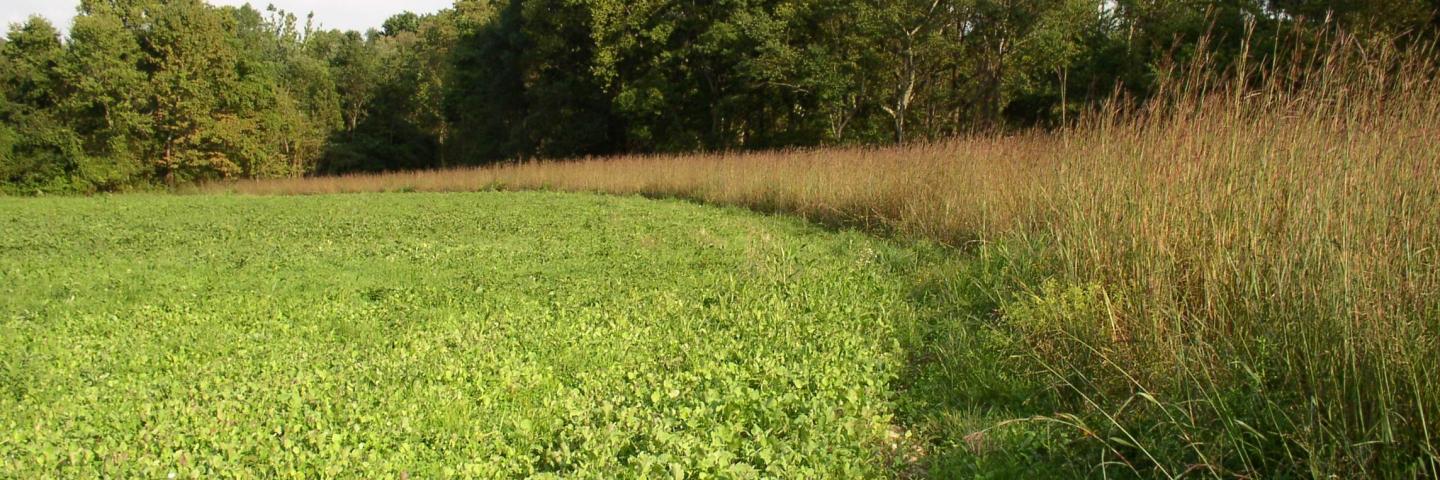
[207,33,1440,476]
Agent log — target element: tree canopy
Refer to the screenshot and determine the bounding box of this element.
[2,0,1436,192]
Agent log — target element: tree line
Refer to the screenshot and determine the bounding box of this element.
[2,0,1436,193]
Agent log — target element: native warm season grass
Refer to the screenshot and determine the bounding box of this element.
[209,38,1440,476]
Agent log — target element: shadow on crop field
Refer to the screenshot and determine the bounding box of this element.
[880,238,1090,478]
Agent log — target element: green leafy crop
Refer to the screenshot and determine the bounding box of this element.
[0,192,921,478]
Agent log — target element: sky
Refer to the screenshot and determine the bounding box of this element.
[3,0,454,35]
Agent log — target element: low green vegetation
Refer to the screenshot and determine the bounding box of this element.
[0,192,966,477]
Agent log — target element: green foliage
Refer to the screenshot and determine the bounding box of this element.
[61,11,151,189]
[2,0,1436,188]
[0,18,84,194]
[0,192,925,477]
[0,1,356,191]
[383,12,423,37]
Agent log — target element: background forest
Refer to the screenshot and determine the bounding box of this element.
[1,0,1437,193]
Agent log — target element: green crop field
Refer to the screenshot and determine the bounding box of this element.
[0,192,945,478]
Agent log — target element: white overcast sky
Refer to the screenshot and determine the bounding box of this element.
[3,0,454,34]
